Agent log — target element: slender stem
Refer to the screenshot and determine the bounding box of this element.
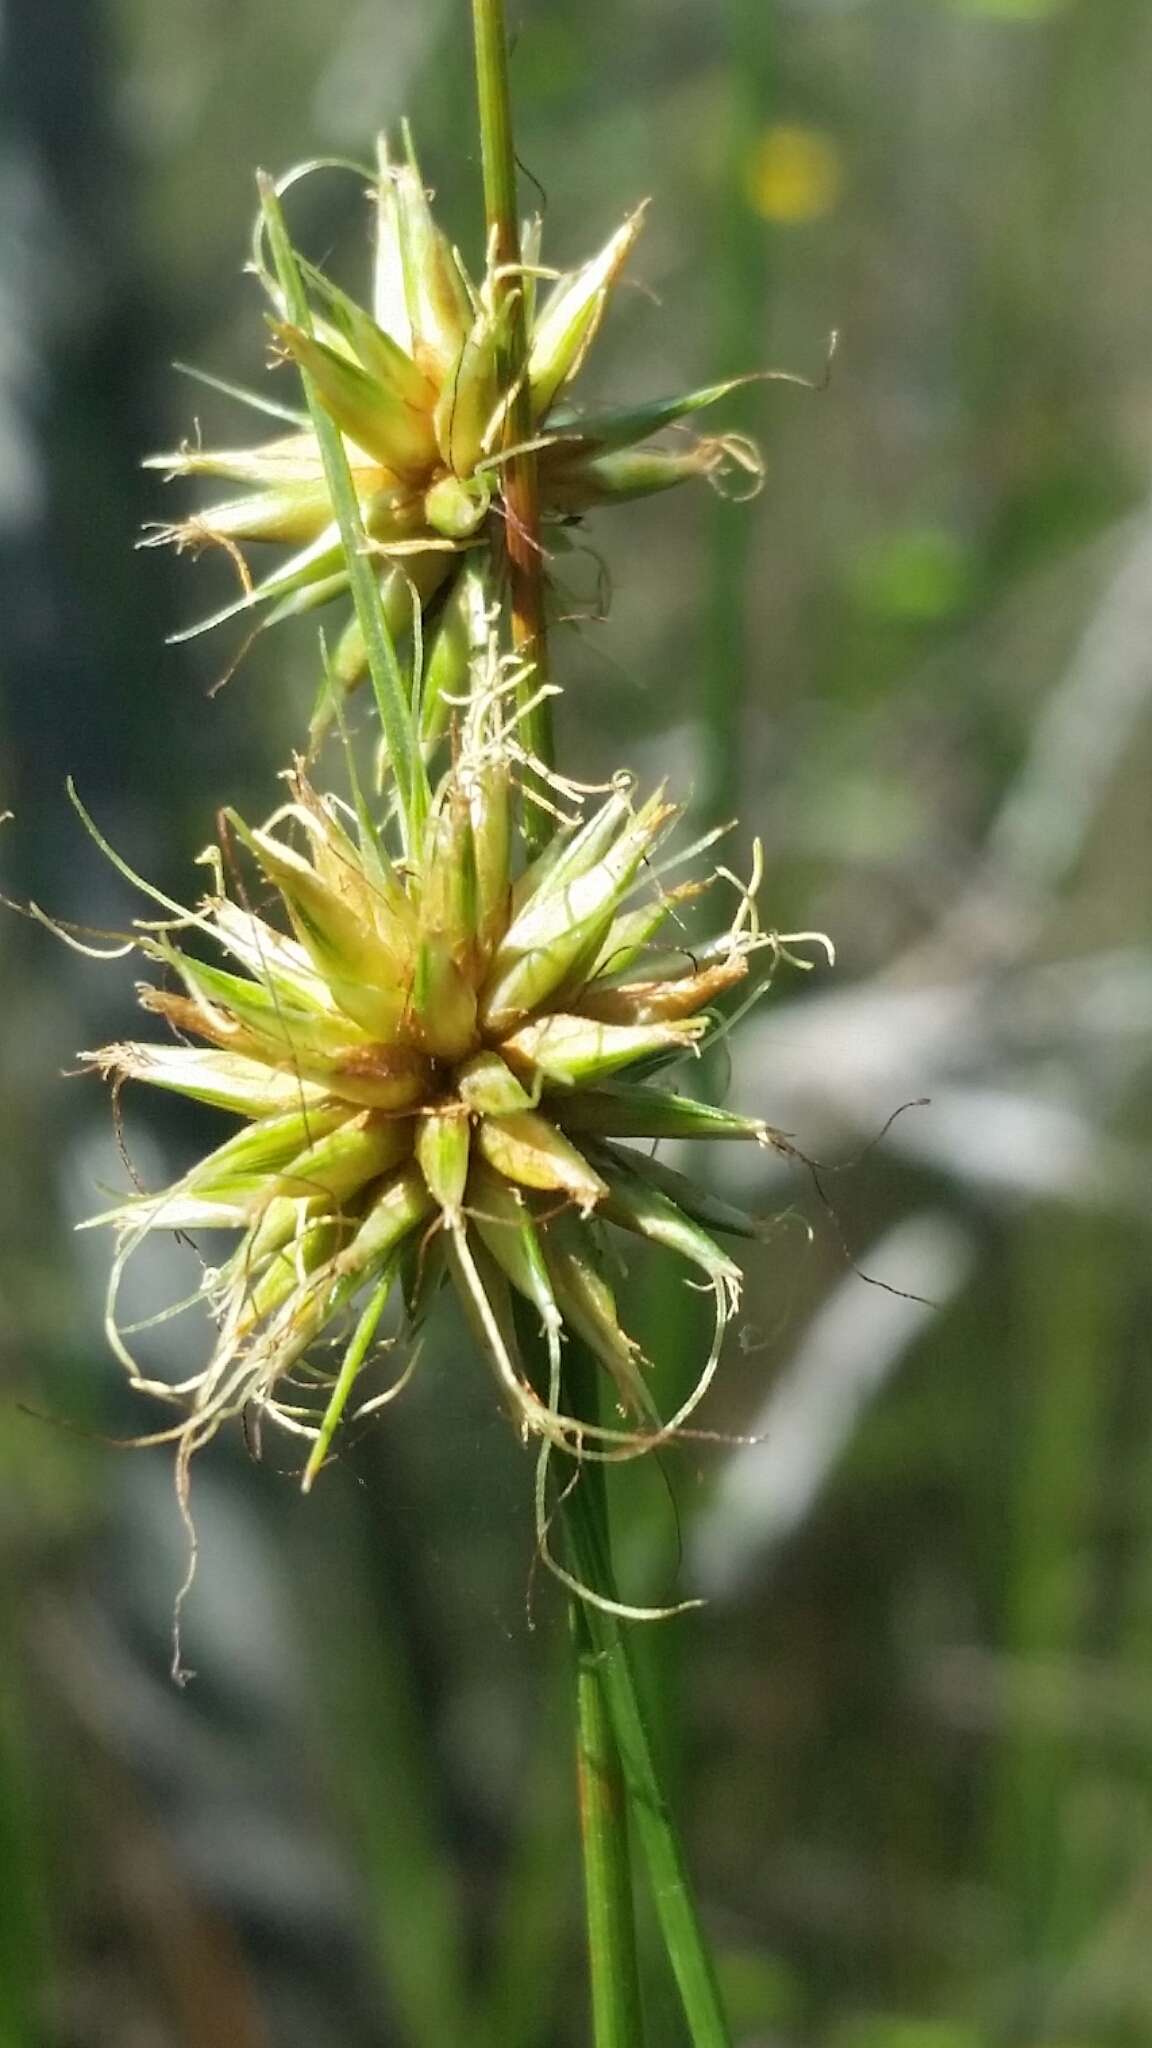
[564,1345,646,2046]
[573,1614,645,2044]
[471,6,639,2024]
[470,0,553,848]
[471,11,643,2001]
[562,1477,733,2047]
[470,12,728,2036]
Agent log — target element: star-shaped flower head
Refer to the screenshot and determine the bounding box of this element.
[82,659,829,1616]
[145,128,767,721]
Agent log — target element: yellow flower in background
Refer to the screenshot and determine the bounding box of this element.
[745,124,843,226]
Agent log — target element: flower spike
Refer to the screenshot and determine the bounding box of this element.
[79,691,826,1535]
[149,134,798,716]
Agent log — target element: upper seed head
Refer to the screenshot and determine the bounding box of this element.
[150,136,766,691]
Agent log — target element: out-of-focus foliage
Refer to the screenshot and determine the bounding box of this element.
[1,0,1150,2043]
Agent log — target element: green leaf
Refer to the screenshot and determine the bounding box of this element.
[259,175,428,853]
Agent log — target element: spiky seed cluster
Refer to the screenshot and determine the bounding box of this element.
[84,677,806,1599]
[67,125,834,1639]
[146,130,761,712]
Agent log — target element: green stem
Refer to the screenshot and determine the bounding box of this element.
[573,1613,646,2045]
[565,1346,646,2046]
[562,1477,733,2048]
[470,14,728,2038]
[469,9,646,2021]
[470,0,553,847]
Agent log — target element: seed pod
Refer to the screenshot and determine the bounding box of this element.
[541,1214,654,1419]
[292,248,437,413]
[475,1111,606,1212]
[587,882,705,980]
[331,550,454,693]
[190,1101,349,1192]
[512,778,635,916]
[411,790,479,1060]
[417,565,477,748]
[528,207,646,417]
[577,953,746,1026]
[622,928,756,984]
[248,1191,328,1268]
[232,1216,342,1336]
[415,1106,471,1222]
[81,1043,333,1120]
[424,472,489,539]
[86,1101,349,1234]
[335,1162,436,1278]
[144,433,328,490]
[590,1141,764,1242]
[469,756,511,963]
[274,323,439,479]
[209,902,332,1006]
[265,571,352,638]
[455,1049,533,1115]
[144,963,430,1106]
[92,1190,251,1235]
[171,481,337,548]
[362,482,430,544]
[418,781,478,966]
[233,823,410,1037]
[321,1043,433,1112]
[288,781,416,938]
[556,1082,770,1144]
[502,1011,705,1090]
[272,1111,414,1206]
[481,790,676,1032]
[543,444,721,512]
[433,309,503,475]
[507,819,576,920]
[411,944,479,1062]
[373,135,414,353]
[141,950,364,1064]
[391,153,474,383]
[543,374,763,461]
[467,1162,561,1338]
[593,1153,741,1289]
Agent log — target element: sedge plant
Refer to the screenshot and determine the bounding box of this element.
[52,2,832,2039]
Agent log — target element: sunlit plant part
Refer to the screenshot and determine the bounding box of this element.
[143,129,774,712]
[73,660,829,1631]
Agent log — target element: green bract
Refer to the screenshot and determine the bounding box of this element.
[80,667,825,1615]
[145,130,765,708]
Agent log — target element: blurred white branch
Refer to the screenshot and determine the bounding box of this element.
[692,1213,974,1596]
[906,501,1152,972]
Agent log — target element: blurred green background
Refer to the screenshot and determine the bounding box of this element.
[2,0,1151,2042]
